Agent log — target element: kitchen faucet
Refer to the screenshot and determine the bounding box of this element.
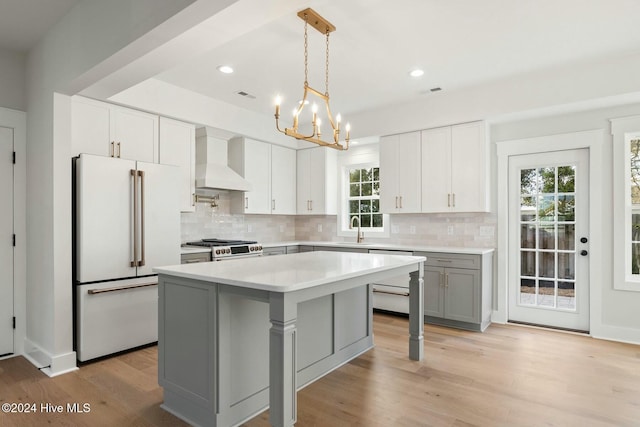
[350,216,364,243]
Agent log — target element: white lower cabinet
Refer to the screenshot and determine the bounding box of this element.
[417,251,493,331]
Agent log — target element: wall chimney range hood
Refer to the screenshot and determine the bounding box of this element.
[195,127,252,192]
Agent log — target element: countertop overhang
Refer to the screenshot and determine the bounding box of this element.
[156,251,425,292]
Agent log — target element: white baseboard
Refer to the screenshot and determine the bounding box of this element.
[23,338,78,377]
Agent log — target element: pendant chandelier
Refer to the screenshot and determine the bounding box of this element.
[274,8,350,150]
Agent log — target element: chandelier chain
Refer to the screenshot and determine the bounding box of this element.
[325,30,330,96]
[304,17,309,86]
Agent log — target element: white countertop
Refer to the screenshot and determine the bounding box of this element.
[262,240,494,255]
[156,251,425,293]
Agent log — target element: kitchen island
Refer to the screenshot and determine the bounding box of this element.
[154,251,425,427]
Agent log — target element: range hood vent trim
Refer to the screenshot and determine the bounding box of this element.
[195,163,252,192]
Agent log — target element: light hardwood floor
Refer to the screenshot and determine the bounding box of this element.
[1,313,639,426]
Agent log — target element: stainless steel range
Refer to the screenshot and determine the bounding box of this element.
[185,238,263,260]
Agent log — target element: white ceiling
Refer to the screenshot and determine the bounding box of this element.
[156,0,640,119]
[3,0,640,125]
[0,0,79,52]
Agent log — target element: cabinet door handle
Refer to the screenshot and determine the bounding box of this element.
[116,142,121,158]
[448,193,451,207]
[110,141,115,157]
[436,259,452,263]
[192,193,196,207]
[245,197,249,209]
[445,273,449,288]
[399,196,403,209]
[452,193,455,207]
[272,199,276,211]
[439,272,444,287]
[395,196,398,209]
[309,200,313,211]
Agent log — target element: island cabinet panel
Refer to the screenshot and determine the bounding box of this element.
[297,296,333,370]
[335,286,369,349]
[159,281,213,406]
[157,275,375,427]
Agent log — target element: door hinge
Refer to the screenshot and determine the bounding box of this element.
[12,151,16,164]
[13,234,15,247]
[13,317,15,329]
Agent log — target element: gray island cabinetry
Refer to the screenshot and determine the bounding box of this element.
[154,251,425,427]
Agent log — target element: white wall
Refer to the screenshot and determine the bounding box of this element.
[492,102,640,343]
[0,48,26,111]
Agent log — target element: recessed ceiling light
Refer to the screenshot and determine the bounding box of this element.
[217,65,234,74]
[409,69,424,78]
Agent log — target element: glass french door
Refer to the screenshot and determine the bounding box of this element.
[508,149,589,331]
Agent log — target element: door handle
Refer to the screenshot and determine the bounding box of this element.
[245,197,249,209]
[110,141,115,157]
[399,196,403,209]
[580,250,588,256]
[395,196,398,209]
[452,193,455,207]
[272,199,275,211]
[116,142,121,158]
[448,193,451,207]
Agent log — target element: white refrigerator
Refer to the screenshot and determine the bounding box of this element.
[74,153,180,361]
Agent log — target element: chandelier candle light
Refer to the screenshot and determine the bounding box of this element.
[274,8,351,150]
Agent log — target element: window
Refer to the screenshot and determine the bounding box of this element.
[348,166,383,228]
[630,139,640,275]
[612,115,640,290]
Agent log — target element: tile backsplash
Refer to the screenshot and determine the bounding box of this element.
[182,192,496,248]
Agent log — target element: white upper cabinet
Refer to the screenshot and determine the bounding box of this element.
[297,147,337,215]
[229,138,296,215]
[271,144,297,215]
[421,121,489,212]
[71,96,158,163]
[379,132,421,213]
[159,117,195,212]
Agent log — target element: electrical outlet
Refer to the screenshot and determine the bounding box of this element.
[409,225,416,235]
[247,224,253,233]
[317,224,323,232]
[447,225,454,235]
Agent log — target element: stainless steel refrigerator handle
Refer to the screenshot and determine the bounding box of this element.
[130,169,138,267]
[87,282,157,295]
[138,170,146,267]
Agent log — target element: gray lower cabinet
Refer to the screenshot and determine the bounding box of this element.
[416,251,492,331]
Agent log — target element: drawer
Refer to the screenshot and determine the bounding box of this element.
[372,284,409,314]
[76,277,158,361]
[417,252,480,270]
[181,252,211,263]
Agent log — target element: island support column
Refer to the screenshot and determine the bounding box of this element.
[409,263,424,361]
[269,292,297,427]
